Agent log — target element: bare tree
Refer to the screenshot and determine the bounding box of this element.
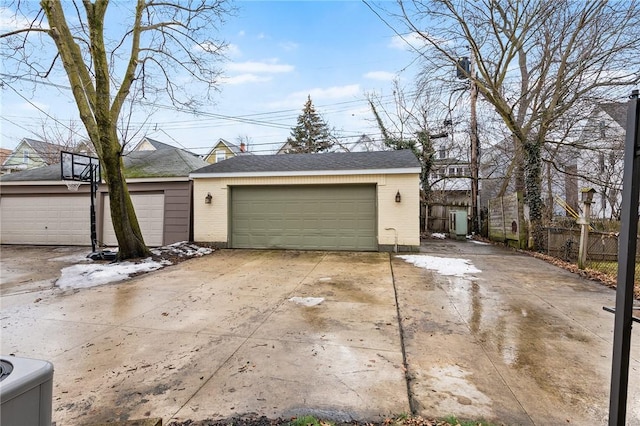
[1,0,231,259]
[368,80,451,203]
[388,0,640,249]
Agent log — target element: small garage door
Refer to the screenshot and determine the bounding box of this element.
[230,185,377,251]
[102,193,164,247]
[0,195,92,245]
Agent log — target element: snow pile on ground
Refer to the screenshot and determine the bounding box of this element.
[151,241,213,257]
[57,259,167,290]
[289,297,325,307]
[470,240,491,246]
[397,255,481,277]
[56,242,213,290]
[430,233,447,239]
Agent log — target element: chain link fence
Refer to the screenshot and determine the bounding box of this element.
[545,226,640,283]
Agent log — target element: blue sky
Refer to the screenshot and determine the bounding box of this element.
[0,1,420,155]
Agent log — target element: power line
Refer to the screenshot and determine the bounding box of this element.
[1,78,85,139]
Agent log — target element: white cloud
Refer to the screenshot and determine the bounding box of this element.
[279,41,299,51]
[227,60,294,74]
[0,7,43,32]
[238,30,246,37]
[224,43,242,57]
[306,84,361,100]
[221,73,272,85]
[268,84,361,109]
[364,71,396,81]
[389,32,428,51]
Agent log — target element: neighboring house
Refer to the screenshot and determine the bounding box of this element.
[0,148,12,175]
[427,139,472,232]
[276,141,292,155]
[333,134,386,153]
[1,138,65,174]
[574,102,627,220]
[0,141,208,247]
[204,138,251,164]
[278,134,385,154]
[131,136,180,152]
[190,150,421,252]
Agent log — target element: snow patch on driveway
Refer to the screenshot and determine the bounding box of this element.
[289,297,325,307]
[397,255,481,277]
[57,259,167,290]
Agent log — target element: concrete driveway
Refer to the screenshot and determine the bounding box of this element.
[1,243,639,425]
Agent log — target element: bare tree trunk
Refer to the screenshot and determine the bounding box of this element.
[99,130,149,259]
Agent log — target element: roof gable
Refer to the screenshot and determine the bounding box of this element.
[598,102,627,129]
[132,137,179,152]
[22,138,64,164]
[205,138,252,160]
[192,150,420,176]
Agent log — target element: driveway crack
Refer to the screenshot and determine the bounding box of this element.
[388,253,417,415]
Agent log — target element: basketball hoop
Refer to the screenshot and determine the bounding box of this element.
[65,181,81,192]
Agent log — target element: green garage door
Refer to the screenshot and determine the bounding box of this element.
[230,185,377,251]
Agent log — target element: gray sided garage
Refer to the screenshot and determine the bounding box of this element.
[230,184,377,250]
[191,150,422,252]
[0,142,205,247]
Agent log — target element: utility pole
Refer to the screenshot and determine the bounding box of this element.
[457,54,480,235]
[469,56,480,235]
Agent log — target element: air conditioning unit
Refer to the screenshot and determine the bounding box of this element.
[0,356,54,426]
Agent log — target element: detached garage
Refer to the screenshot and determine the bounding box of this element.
[0,139,207,247]
[191,150,421,251]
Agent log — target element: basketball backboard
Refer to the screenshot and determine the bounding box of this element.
[61,151,100,182]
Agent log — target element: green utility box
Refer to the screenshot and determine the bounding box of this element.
[449,209,468,240]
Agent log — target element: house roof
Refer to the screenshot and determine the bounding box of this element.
[23,138,65,164]
[598,102,627,129]
[132,137,177,152]
[0,148,11,164]
[122,147,208,178]
[1,145,208,182]
[206,138,252,157]
[191,149,421,177]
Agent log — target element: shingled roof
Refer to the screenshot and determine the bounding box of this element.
[191,150,420,176]
[1,145,208,182]
[122,147,207,178]
[598,102,627,129]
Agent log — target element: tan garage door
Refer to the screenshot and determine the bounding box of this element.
[230,185,377,251]
[0,195,92,245]
[102,193,164,247]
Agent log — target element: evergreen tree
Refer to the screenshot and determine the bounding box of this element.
[285,96,335,154]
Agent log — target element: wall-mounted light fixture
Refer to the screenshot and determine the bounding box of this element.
[395,190,401,203]
[205,192,212,204]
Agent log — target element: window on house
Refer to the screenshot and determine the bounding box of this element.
[215,150,226,162]
[449,167,456,175]
[599,121,606,139]
[22,149,29,164]
[439,148,446,159]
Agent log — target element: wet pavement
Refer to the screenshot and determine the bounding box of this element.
[1,241,639,425]
[403,239,640,424]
